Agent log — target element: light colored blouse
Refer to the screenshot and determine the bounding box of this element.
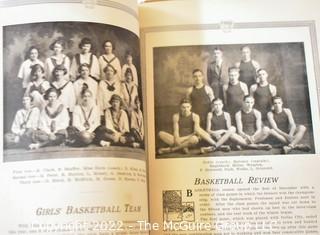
[105,108,129,134]
[70,53,100,80]
[17,59,44,88]
[73,77,98,105]
[11,107,40,136]
[73,104,100,133]
[51,80,76,112]
[97,78,122,115]
[44,55,71,81]
[38,103,69,134]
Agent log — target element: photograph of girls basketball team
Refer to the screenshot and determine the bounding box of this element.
[3,22,144,153]
[154,43,315,157]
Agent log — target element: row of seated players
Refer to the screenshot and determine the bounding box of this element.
[189,67,279,132]
[4,88,144,150]
[158,96,310,155]
[23,62,139,117]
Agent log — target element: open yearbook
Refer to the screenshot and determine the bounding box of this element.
[0,0,320,234]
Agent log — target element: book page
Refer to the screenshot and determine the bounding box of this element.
[0,1,148,234]
[140,0,320,234]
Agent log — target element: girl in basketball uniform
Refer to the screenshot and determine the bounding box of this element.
[98,40,121,82]
[29,88,69,149]
[70,37,100,81]
[24,64,50,110]
[17,46,44,91]
[121,67,138,112]
[68,87,100,146]
[51,64,76,114]
[44,39,70,81]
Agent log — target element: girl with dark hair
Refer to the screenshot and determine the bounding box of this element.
[95,94,133,147]
[98,40,121,82]
[29,88,69,150]
[24,64,50,110]
[121,51,138,85]
[73,63,98,104]
[130,96,144,148]
[70,37,100,81]
[17,46,44,90]
[121,67,138,111]
[44,39,71,81]
[51,64,76,113]
[68,87,100,146]
[4,96,40,149]
[97,64,122,115]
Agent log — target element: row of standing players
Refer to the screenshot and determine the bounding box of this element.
[158,67,310,155]
[5,38,144,149]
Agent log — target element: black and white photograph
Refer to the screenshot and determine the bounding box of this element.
[154,43,315,158]
[3,21,144,162]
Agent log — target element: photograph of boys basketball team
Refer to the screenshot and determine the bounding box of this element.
[154,43,315,157]
[3,22,144,161]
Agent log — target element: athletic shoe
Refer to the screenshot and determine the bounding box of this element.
[294,144,311,152]
[29,143,40,150]
[100,140,111,147]
[132,142,141,148]
[158,147,172,155]
[200,146,215,154]
[282,146,292,154]
[218,145,231,152]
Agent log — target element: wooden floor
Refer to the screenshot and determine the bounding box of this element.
[4,145,146,162]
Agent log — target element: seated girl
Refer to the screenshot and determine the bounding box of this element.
[95,94,135,147]
[121,67,138,113]
[4,96,40,149]
[29,88,69,149]
[130,96,144,148]
[67,87,100,146]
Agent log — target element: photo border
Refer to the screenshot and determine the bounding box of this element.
[141,21,320,159]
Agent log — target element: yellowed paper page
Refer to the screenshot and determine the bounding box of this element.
[0,1,148,234]
[140,0,320,234]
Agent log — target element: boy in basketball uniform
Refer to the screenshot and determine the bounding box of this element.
[267,96,310,154]
[235,95,272,150]
[158,98,216,155]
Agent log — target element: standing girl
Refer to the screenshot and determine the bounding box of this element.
[44,39,71,81]
[24,64,50,110]
[70,37,100,81]
[98,40,121,82]
[17,46,44,91]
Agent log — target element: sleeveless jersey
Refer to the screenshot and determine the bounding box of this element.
[254,84,273,117]
[178,113,194,137]
[226,83,245,115]
[190,85,211,127]
[242,110,256,135]
[211,112,227,131]
[239,60,256,88]
[273,110,290,133]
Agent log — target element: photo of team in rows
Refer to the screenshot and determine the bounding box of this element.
[157,46,312,156]
[4,37,144,151]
